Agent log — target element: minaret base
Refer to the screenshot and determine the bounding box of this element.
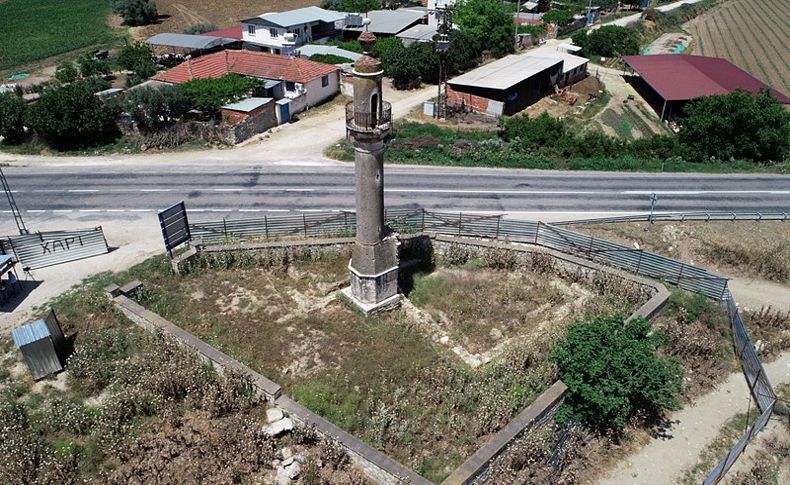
[342,260,401,316]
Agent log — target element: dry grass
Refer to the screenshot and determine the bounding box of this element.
[575,221,790,284]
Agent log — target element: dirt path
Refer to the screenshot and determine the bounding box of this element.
[598,352,790,484]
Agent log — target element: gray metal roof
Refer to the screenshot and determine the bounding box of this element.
[221,97,274,112]
[244,7,346,28]
[296,44,362,61]
[448,55,563,91]
[396,24,438,42]
[12,320,50,348]
[523,47,589,74]
[146,33,238,50]
[344,10,425,35]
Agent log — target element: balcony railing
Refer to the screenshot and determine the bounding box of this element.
[345,101,392,134]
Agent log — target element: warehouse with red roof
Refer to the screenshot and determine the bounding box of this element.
[623,54,790,121]
[153,50,340,115]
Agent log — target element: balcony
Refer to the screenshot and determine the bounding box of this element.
[345,101,392,135]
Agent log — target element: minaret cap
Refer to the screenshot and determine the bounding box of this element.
[354,31,382,74]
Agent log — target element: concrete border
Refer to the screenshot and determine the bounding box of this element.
[105,283,430,485]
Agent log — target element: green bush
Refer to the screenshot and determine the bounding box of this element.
[679,89,790,162]
[309,53,354,65]
[184,22,217,35]
[55,62,79,83]
[76,53,111,78]
[543,10,575,26]
[573,25,640,57]
[180,73,262,115]
[550,315,683,431]
[24,81,120,148]
[454,0,514,57]
[111,0,158,26]
[0,93,26,141]
[126,85,192,129]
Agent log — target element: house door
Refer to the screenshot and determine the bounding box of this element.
[278,102,290,123]
[370,93,378,128]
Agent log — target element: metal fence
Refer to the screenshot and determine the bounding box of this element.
[0,227,109,270]
[553,211,790,226]
[185,208,777,483]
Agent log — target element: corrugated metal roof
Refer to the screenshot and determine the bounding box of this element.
[221,97,273,112]
[523,47,588,74]
[396,24,438,42]
[244,7,346,28]
[448,55,562,90]
[146,33,237,50]
[623,55,790,103]
[296,45,362,61]
[344,10,425,35]
[200,26,243,40]
[12,320,51,348]
[0,255,14,274]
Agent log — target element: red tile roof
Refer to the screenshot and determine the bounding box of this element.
[623,55,790,104]
[200,26,243,40]
[153,50,339,85]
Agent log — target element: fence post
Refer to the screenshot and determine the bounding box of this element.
[421,209,426,232]
[223,217,228,243]
[636,250,644,275]
[588,235,594,258]
[344,212,349,233]
[535,221,540,244]
[677,263,685,285]
[303,214,308,237]
[458,212,462,236]
[264,216,269,241]
[495,216,501,239]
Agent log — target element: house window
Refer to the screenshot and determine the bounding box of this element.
[304,26,308,33]
[247,25,256,35]
[285,81,296,91]
[321,75,329,88]
[270,28,278,38]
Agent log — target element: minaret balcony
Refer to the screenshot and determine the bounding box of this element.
[345,101,392,135]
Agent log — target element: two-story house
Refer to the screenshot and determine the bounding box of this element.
[241,6,346,56]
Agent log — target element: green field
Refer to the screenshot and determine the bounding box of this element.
[0,0,118,73]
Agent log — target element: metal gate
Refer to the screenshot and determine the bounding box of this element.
[1,227,110,269]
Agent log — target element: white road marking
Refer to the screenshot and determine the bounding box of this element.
[140,189,172,192]
[26,210,46,213]
[53,210,73,213]
[68,189,99,193]
[79,209,102,213]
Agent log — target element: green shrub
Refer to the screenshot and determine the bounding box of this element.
[126,85,192,129]
[55,61,79,83]
[111,0,158,26]
[184,22,217,35]
[551,315,683,431]
[181,74,263,115]
[76,53,111,78]
[0,93,26,141]
[309,53,354,65]
[573,25,640,57]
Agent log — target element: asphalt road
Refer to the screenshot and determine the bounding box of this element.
[3,164,790,219]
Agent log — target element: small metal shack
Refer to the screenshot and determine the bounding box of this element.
[11,312,67,380]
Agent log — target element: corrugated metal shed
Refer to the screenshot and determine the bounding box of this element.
[344,10,425,35]
[221,97,274,112]
[12,317,65,380]
[147,33,238,50]
[243,7,346,28]
[448,55,562,91]
[524,47,588,74]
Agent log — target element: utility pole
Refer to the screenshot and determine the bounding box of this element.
[0,166,27,235]
[435,6,451,119]
[514,0,523,51]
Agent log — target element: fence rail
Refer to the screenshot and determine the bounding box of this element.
[0,227,109,269]
[553,211,790,226]
[185,208,778,483]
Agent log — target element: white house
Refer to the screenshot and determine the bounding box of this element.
[241,7,346,55]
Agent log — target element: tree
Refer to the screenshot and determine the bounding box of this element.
[453,0,514,57]
[180,74,262,115]
[499,112,568,148]
[679,90,790,163]
[25,81,120,148]
[575,25,640,58]
[112,0,158,26]
[126,85,192,130]
[309,54,354,65]
[55,62,79,84]
[542,10,575,26]
[550,315,683,431]
[0,93,26,141]
[320,0,381,12]
[386,46,422,88]
[118,41,158,86]
[76,54,111,78]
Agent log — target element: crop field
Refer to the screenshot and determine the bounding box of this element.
[140,0,320,37]
[0,0,118,73]
[686,0,790,95]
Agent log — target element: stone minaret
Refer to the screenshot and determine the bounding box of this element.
[342,30,400,315]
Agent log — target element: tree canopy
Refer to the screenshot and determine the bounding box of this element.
[550,315,683,431]
[111,0,158,26]
[24,81,120,148]
[126,85,192,130]
[572,25,640,57]
[453,0,514,57]
[0,93,26,141]
[118,41,158,86]
[679,89,790,163]
[180,74,262,114]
